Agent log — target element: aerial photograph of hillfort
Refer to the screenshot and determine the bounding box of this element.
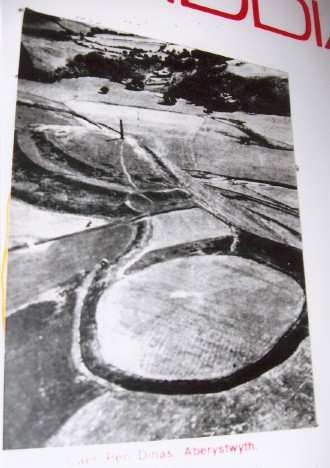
[3,8,315,450]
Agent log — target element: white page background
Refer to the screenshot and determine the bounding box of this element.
[1,1,330,466]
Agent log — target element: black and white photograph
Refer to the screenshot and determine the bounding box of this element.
[3,8,316,450]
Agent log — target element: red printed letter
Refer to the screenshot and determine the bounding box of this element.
[252,0,312,41]
[312,0,322,47]
[180,0,248,21]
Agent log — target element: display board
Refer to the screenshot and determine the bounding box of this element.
[1,1,330,467]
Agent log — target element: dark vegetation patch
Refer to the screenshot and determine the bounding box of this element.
[164,70,290,115]
[53,52,134,82]
[86,26,136,37]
